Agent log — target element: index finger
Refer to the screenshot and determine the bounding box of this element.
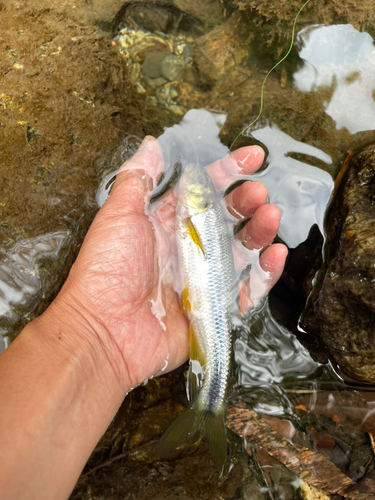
[205,146,265,193]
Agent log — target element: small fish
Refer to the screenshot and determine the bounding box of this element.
[156,164,233,469]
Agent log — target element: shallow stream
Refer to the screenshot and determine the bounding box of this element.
[2,1,375,498]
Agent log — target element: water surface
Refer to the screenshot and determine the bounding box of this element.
[2,3,375,497]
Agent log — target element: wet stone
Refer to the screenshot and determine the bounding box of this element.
[193,13,250,84]
[230,0,375,56]
[144,76,169,89]
[172,0,225,30]
[20,0,126,33]
[306,145,375,383]
[142,51,170,79]
[126,4,173,34]
[181,43,194,58]
[161,54,188,81]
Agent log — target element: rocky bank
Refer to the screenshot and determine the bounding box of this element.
[305,145,375,383]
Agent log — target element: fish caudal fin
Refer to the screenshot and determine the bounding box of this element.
[155,404,227,470]
[201,407,227,470]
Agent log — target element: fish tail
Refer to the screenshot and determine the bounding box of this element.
[155,404,227,470]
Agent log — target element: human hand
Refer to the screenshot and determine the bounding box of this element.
[53,137,287,394]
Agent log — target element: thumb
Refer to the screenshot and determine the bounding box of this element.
[108,136,164,216]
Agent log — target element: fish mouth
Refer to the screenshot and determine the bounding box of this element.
[181,200,212,213]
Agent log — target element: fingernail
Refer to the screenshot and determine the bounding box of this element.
[139,135,156,151]
[118,136,156,174]
[114,135,160,193]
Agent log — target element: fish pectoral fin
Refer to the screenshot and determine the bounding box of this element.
[188,324,206,403]
[180,287,192,313]
[189,323,205,366]
[155,404,227,471]
[183,217,206,258]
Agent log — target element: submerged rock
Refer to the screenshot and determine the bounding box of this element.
[306,145,375,383]
[19,0,225,35]
[193,13,250,84]
[126,4,174,33]
[117,0,225,36]
[17,0,126,33]
[229,0,375,54]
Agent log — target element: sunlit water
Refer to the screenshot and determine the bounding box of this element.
[0,231,70,352]
[1,13,375,496]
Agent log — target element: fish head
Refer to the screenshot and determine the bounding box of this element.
[179,164,215,214]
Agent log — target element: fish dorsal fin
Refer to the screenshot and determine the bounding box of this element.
[183,217,206,258]
[187,323,206,404]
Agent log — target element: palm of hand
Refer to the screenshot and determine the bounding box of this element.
[68,206,187,390]
[62,137,287,391]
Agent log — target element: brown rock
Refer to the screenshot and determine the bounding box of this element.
[230,0,375,53]
[227,404,354,497]
[125,4,173,33]
[173,0,224,29]
[6,0,126,32]
[193,13,250,84]
[311,145,375,382]
[125,0,225,32]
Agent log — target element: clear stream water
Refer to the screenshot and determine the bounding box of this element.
[2,7,375,497]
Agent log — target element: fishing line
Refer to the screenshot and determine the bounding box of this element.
[229,0,312,151]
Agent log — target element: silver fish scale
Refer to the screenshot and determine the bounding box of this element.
[177,200,233,411]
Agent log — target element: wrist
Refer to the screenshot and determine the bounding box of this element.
[0,289,128,499]
[25,285,131,402]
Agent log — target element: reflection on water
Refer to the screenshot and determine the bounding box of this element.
[234,299,319,387]
[0,231,70,352]
[246,124,333,248]
[295,24,375,134]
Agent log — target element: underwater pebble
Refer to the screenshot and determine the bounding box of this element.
[142,51,170,79]
[161,54,186,81]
